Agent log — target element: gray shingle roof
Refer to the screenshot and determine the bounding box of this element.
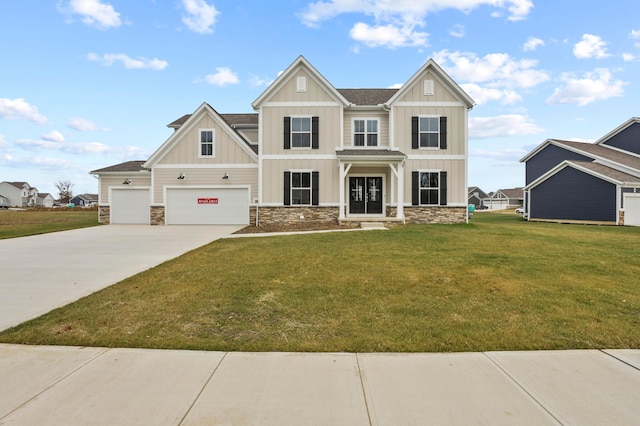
[90,161,149,173]
[168,113,258,129]
[552,140,640,171]
[569,161,640,183]
[337,89,399,106]
[336,149,406,158]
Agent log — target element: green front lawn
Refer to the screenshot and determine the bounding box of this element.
[1,213,639,352]
[0,209,99,239]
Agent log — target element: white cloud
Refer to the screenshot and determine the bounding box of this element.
[449,24,465,38]
[58,0,122,30]
[16,136,150,159]
[300,0,532,49]
[546,68,626,106]
[88,53,168,70]
[42,131,65,143]
[248,75,273,88]
[388,83,403,89]
[0,98,48,124]
[469,115,544,139]
[204,67,240,86]
[69,117,97,131]
[523,37,544,51]
[182,0,219,34]
[622,53,635,62]
[433,50,548,105]
[573,34,610,59]
[349,22,428,48]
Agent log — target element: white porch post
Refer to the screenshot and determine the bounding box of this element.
[397,161,405,219]
[339,162,346,219]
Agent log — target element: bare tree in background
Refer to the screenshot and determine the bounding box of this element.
[55,180,75,203]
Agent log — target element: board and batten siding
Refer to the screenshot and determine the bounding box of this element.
[393,105,467,156]
[343,111,390,148]
[260,105,342,156]
[157,113,257,166]
[99,176,151,204]
[268,68,336,103]
[403,159,466,205]
[394,70,462,104]
[261,159,339,205]
[530,167,616,222]
[152,167,258,205]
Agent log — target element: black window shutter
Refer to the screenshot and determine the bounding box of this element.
[284,117,291,150]
[439,117,447,149]
[284,171,291,206]
[440,171,447,206]
[311,171,319,205]
[411,117,419,149]
[311,117,319,149]
[412,172,419,205]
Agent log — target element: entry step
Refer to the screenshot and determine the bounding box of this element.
[360,222,387,230]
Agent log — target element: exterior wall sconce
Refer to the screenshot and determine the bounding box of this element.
[222,173,229,180]
[123,179,132,185]
[177,173,186,180]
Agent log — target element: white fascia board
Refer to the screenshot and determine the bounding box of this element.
[594,117,640,145]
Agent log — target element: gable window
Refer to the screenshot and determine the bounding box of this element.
[284,171,319,206]
[284,116,319,149]
[200,129,215,157]
[412,171,447,206]
[411,116,447,149]
[353,119,378,147]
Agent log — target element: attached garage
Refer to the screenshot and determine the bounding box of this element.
[624,194,640,226]
[165,187,249,225]
[111,188,150,224]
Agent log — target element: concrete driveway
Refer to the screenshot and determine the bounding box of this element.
[0,225,241,331]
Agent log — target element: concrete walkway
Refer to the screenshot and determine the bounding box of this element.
[0,345,638,425]
[0,225,242,331]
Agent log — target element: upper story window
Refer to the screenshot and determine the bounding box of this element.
[412,116,447,150]
[291,117,311,148]
[353,119,378,147]
[200,129,215,157]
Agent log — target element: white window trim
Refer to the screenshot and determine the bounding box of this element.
[418,169,441,206]
[289,169,314,206]
[290,116,313,150]
[198,128,215,158]
[352,118,379,148]
[418,115,440,150]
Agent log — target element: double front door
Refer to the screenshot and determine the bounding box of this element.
[349,177,383,215]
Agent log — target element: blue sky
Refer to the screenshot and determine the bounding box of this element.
[1,0,639,198]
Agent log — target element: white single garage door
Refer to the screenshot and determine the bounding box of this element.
[624,194,640,226]
[111,188,150,224]
[166,187,249,225]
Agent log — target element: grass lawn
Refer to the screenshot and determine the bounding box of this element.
[0,209,99,239]
[1,212,639,352]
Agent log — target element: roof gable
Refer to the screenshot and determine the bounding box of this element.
[386,58,475,109]
[595,117,640,155]
[144,103,257,167]
[252,56,350,109]
[526,160,640,190]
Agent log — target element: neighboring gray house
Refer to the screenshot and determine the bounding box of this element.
[0,181,38,207]
[37,193,55,208]
[70,193,99,207]
[483,188,524,210]
[468,186,489,209]
[520,117,640,225]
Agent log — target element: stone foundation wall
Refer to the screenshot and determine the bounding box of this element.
[151,206,165,225]
[98,206,110,224]
[402,206,467,224]
[619,210,624,226]
[257,206,340,226]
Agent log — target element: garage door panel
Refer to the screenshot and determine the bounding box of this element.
[624,195,640,226]
[166,188,249,225]
[111,189,150,224]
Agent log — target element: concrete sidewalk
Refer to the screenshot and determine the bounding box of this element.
[0,225,241,331]
[1,345,638,425]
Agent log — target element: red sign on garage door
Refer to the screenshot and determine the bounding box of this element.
[198,198,218,204]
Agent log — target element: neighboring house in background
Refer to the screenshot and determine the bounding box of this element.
[483,188,524,210]
[0,181,38,207]
[70,193,99,207]
[37,193,55,208]
[468,186,489,209]
[520,117,640,226]
[92,56,475,226]
[0,194,9,208]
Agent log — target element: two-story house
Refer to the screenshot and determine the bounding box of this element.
[0,181,38,207]
[91,56,474,226]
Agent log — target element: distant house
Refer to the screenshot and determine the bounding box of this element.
[70,193,99,207]
[520,117,640,225]
[37,193,55,208]
[0,181,38,207]
[468,186,489,209]
[0,194,9,208]
[483,188,524,210]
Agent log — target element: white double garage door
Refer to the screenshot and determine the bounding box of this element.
[624,193,640,226]
[111,187,249,225]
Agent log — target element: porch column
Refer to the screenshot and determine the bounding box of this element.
[397,161,405,219]
[339,162,346,219]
